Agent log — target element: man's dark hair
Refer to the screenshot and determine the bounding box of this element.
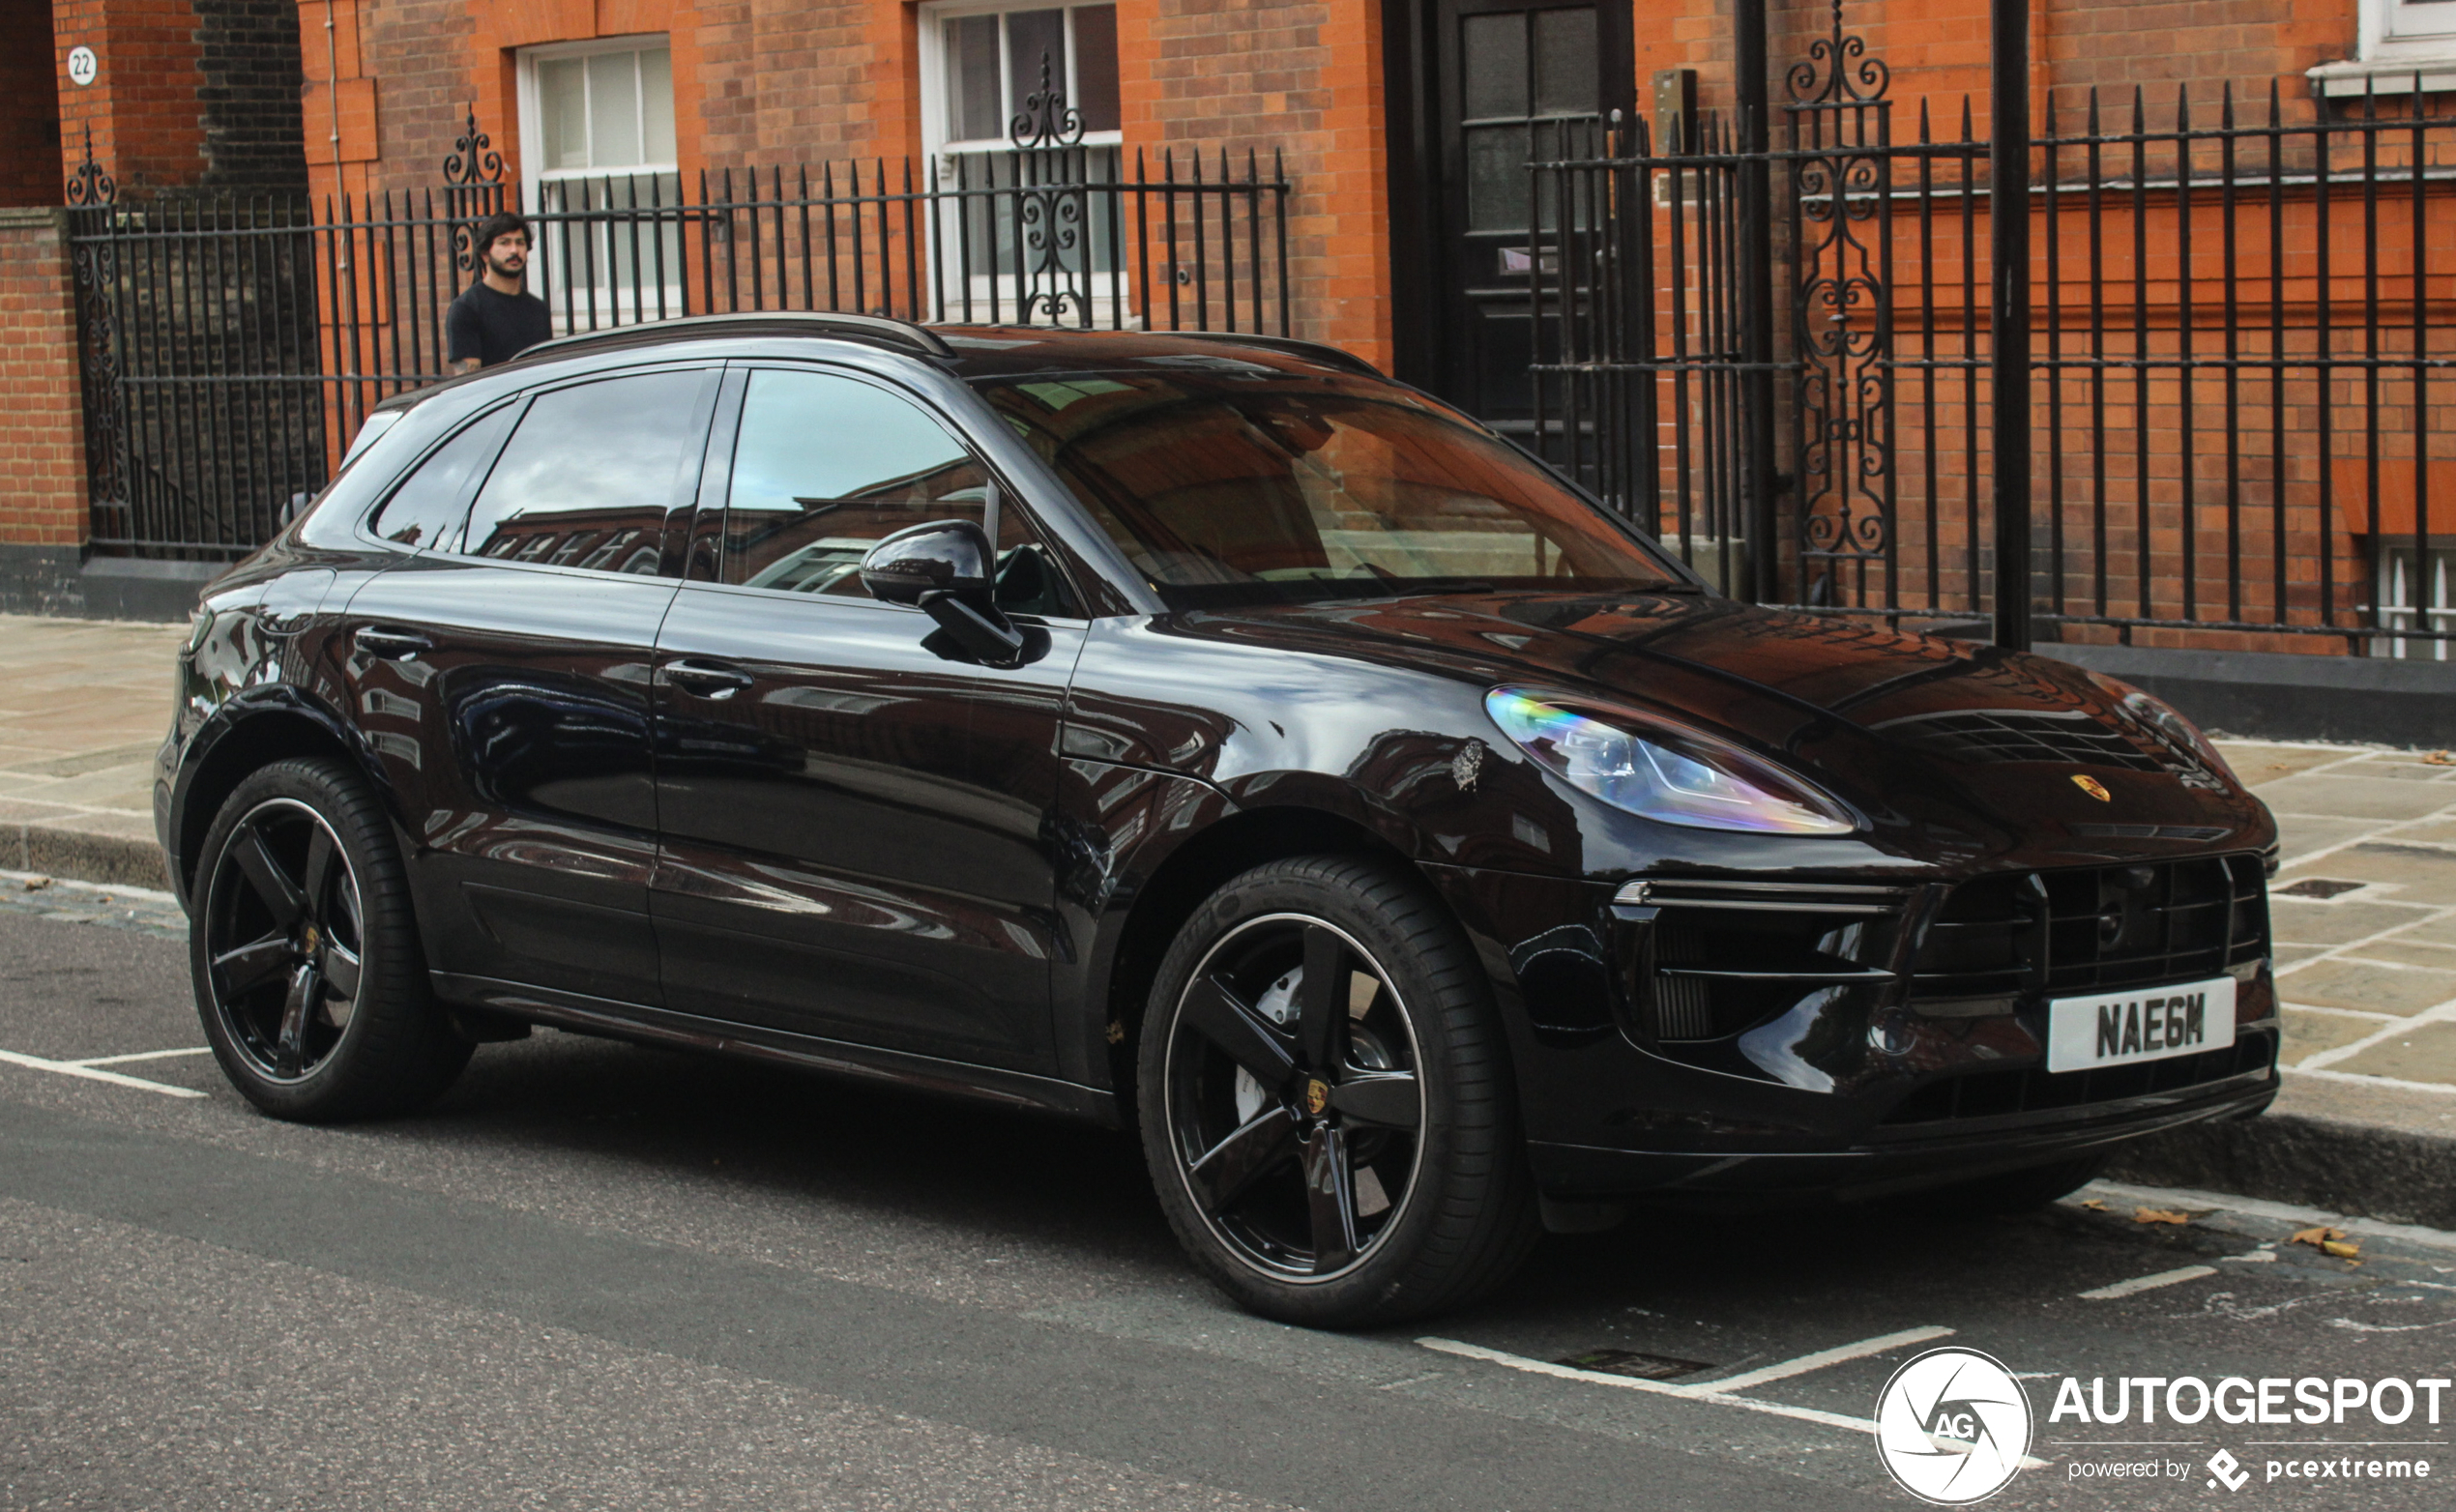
[474,211,533,257]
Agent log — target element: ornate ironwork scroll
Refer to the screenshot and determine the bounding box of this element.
[63,128,129,536]
[1787,0,1893,568]
[1007,50,1093,326]
[443,105,507,271]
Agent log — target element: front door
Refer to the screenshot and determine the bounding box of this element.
[650,363,1085,1073]
[1422,0,1629,432]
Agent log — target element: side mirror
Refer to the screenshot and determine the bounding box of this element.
[859,519,1031,667]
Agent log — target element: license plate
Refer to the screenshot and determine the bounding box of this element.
[2045,975,2237,1074]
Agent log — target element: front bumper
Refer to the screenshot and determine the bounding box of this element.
[1528,1072,2275,1203]
[1425,858,2282,1202]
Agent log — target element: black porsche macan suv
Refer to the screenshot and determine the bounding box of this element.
[158,314,2280,1326]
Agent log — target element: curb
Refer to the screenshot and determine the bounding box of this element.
[2107,1097,2456,1233]
[7,823,173,892]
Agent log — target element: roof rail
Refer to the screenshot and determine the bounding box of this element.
[1163,330,1384,379]
[522,310,955,362]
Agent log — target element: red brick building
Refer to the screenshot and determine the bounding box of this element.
[7,0,2452,650]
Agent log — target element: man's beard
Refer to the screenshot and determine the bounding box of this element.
[486,254,525,281]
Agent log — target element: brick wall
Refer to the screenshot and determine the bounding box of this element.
[0,210,89,552]
[54,0,209,194]
[196,0,310,189]
[1637,0,2362,132]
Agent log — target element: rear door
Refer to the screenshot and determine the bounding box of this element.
[339,363,718,1008]
[650,363,1085,1072]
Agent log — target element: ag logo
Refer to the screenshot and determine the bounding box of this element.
[1874,1348,2032,1504]
[2071,773,2113,802]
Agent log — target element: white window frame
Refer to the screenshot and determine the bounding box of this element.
[514,36,683,330]
[2365,0,2456,60]
[917,0,1130,326]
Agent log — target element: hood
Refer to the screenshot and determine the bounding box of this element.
[1187,591,2271,864]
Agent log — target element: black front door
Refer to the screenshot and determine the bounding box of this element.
[1419,0,1629,432]
[650,363,1085,1074]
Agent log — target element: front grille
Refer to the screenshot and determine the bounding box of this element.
[1883,1029,2276,1124]
[1908,853,2268,1012]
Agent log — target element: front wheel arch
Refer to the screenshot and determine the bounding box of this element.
[1102,803,1465,1126]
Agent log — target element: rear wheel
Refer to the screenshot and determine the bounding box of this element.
[1137,856,1538,1327]
[190,757,469,1119]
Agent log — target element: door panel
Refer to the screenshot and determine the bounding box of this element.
[341,365,716,1005]
[651,363,1086,1071]
[652,590,1083,1067]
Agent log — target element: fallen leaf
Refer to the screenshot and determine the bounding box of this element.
[2136,1207,2191,1226]
[2292,1225,2347,1247]
[23,877,52,891]
[2081,1199,2108,1210]
[2323,1239,2362,1259]
[2424,750,2454,767]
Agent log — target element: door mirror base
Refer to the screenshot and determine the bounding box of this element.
[920,590,1041,668]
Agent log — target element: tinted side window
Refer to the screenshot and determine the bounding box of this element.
[460,370,711,574]
[367,404,517,548]
[721,368,1070,613]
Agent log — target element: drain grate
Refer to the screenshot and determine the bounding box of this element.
[1556,1348,1713,1381]
[2275,878,2367,900]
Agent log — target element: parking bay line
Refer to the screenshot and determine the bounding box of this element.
[68,1047,214,1068]
[0,1047,208,1098]
[1418,1324,1954,1437]
[2076,1265,2218,1300]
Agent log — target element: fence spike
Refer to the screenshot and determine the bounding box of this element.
[2266,76,2281,129]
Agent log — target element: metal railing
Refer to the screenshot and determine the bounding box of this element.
[68,131,1291,561]
[1533,55,2456,653]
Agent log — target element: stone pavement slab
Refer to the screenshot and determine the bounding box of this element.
[0,614,188,887]
[3,614,2452,1217]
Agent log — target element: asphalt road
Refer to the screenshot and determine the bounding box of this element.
[3,891,2452,1512]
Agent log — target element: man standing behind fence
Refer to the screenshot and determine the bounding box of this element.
[446,213,552,374]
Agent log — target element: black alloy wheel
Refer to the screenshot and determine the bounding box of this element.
[1166,912,1425,1279]
[204,797,365,1081]
[191,758,470,1119]
[1140,856,1538,1327]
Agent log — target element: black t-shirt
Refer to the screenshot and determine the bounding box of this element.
[445,282,553,367]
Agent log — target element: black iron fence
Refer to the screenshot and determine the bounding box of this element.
[67,118,1291,562]
[1532,17,2456,657]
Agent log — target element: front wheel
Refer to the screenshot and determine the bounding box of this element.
[1137,856,1538,1327]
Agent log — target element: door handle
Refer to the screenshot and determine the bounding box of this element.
[661,658,755,699]
[353,626,432,660]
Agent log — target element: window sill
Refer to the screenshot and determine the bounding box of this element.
[2308,57,2456,98]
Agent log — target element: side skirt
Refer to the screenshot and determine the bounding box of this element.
[430,972,1123,1128]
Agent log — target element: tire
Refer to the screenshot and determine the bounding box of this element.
[190,756,470,1120]
[1916,1151,2111,1217]
[1136,855,1539,1327]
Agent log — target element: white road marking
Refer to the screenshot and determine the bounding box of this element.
[1417,1336,1883,1435]
[0,1046,207,1097]
[2077,1265,2218,1300]
[2083,1179,2456,1256]
[67,1047,214,1067]
[1697,1325,1956,1394]
[1418,1335,2051,1466]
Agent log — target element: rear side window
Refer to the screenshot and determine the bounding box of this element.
[720,367,1071,613]
[459,370,713,573]
[367,404,517,548]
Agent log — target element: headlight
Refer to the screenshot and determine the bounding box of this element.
[2089,675,2238,786]
[1484,688,1858,835]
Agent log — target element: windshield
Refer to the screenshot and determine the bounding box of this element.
[975,370,1683,609]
